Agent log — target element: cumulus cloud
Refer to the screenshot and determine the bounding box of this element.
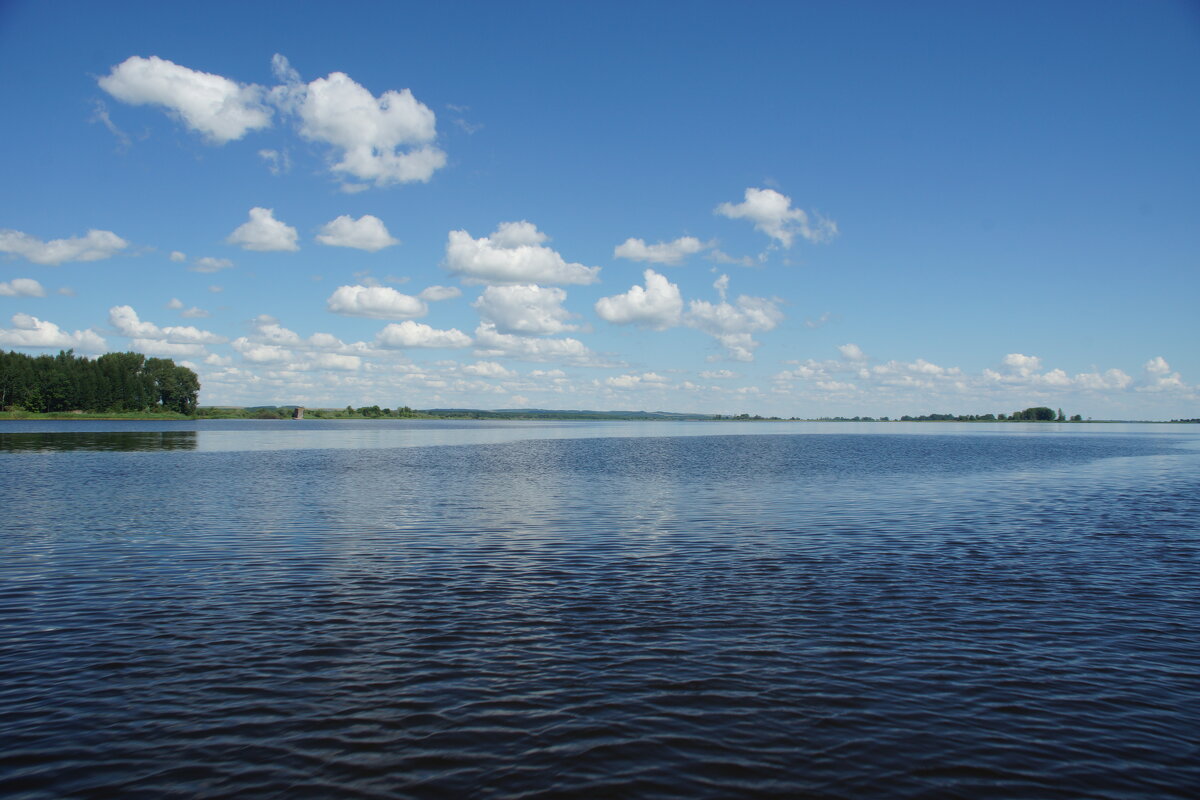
[473,284,576,335]
[462,361,517,378]
[109,305,225,344]
[0,313,106,352]
[419,285,461,302]
[613,236,708,265]
[226,207,299,251]
[473,322,600,364]
[190,256,234,273]
[271,54,445,188]
[838,343,867,362]
[594,269,683,330]
[605,372,668,388]
[701,369,737,379]
[326,284,427,319]
[1002,353,1042,375]
[445,221,601,285]
[98,55,272,144]
[376,320,471,349]
[685,291,784,362]
[316,214,399,251]
[1138,357,1185,393]
[169,251,187,263]
[715,187,837,247]
[0,278,46,297]
[0,228,128,266]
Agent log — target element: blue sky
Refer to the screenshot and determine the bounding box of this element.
[1,0,1197,418]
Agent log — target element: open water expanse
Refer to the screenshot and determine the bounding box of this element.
[1,420,1198,799]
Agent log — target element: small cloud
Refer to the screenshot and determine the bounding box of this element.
[419,285,461,302]
[0,278,47,297]
[0,228,129,266]
[227,207,299,252]
[258,148,291,175]
[315,214,398,251]
[181,306,210,319]
[327,284,427,319]
[166,297,184,309]
[716,187,837,247]
[190,256,234,273]
[613,236,709,265]
[90,100,131,149]
[170,251,186,262]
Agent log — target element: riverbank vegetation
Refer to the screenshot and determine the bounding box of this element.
[1,350,199,415]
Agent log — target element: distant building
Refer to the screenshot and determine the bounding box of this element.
[292,406,305,420]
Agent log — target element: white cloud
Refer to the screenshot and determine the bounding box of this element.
[169,251,187,263]
[259,148,291,175]
[231,337,292,363]
[462,361,517,378]
[0,313,106,352]
[445,222,601,285]
[109,305,225,344]
[271,55,445,188]
[419,285,461,302]
[0,228,128,266]
[181,306,209,319]
[327,284,427,319]
[376,320,471,348]
[473,322,601,364]
[166,298,184,309]
[715,187,837,247]
[1145,356,1171,376]
[1138,357,1186,393]
[226,207,299,252]
[316,214,399,251]
[191,256,234,273]
[312,353,362,371]
[0,278,46,297]
[130,339,208,358]
[594,269,683,330]
[605,372,668,388]
[613,236,708,265]
[700,369,737,379]
[473,284,576,335]
[98,55,272,144]
[1002,353,1042,375]
[685,293,783,361]
[839,343,867,361]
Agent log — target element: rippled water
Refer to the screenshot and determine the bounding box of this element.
[2,421,1198,798]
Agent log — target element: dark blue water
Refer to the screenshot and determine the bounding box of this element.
[2,421,1198,798]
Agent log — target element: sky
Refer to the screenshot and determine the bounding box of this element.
[1,1,1197,419]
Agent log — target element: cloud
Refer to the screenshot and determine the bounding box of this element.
[316,214,399,251]
[838,343,867,361]
[326,284,427,319]
[473,322,601,364]
[445,221,601,285]
[1001,353,1042,375]
[0,313,106,352]
[715,187,837,247]
[258,148,291,175]
[181,306,210,319]
[271,54,445,188]
[190,256,234,273]
[0,278,46,297]
[1138,357,1186,393]
[473,284,576,335]
[462,361,517,378]
[605,372,668,388]
[169,251,186,262]
[90,100,131,149]
[226,207,299,251]
[0,228,128,266]
[685,291,783,361]
[109,305,225,344]
[594,269,683,330]
[376,320,471,349]
[419,285,461,301]
[613,236,708,265]
[98,55,272,144]
[166,298,183,309]
[700,370,737,379]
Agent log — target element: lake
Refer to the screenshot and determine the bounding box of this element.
[1,420,1198,798]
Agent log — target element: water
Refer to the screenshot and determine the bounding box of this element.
[2,421,1198,798]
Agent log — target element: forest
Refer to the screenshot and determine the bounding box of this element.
[0,350,200,415]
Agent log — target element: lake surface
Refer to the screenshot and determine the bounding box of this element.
[2,420,1198,798]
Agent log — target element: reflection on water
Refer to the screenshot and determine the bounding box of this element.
[1,423,1198,798]
[0,430,198,452]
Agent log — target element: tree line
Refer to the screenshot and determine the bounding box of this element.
[0,349,200,414]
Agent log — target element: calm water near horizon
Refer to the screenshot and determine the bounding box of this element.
[2,420,1198,798]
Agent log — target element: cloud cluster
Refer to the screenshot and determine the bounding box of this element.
[98,53,446,189]
[109,306,225,359]
[716,187,837,247]
[0,228,128,266]
[473,284,576,335]
[473,322,601,365]
[376,320,471,349]
[445,221,601,285]
[0,313,106,352]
